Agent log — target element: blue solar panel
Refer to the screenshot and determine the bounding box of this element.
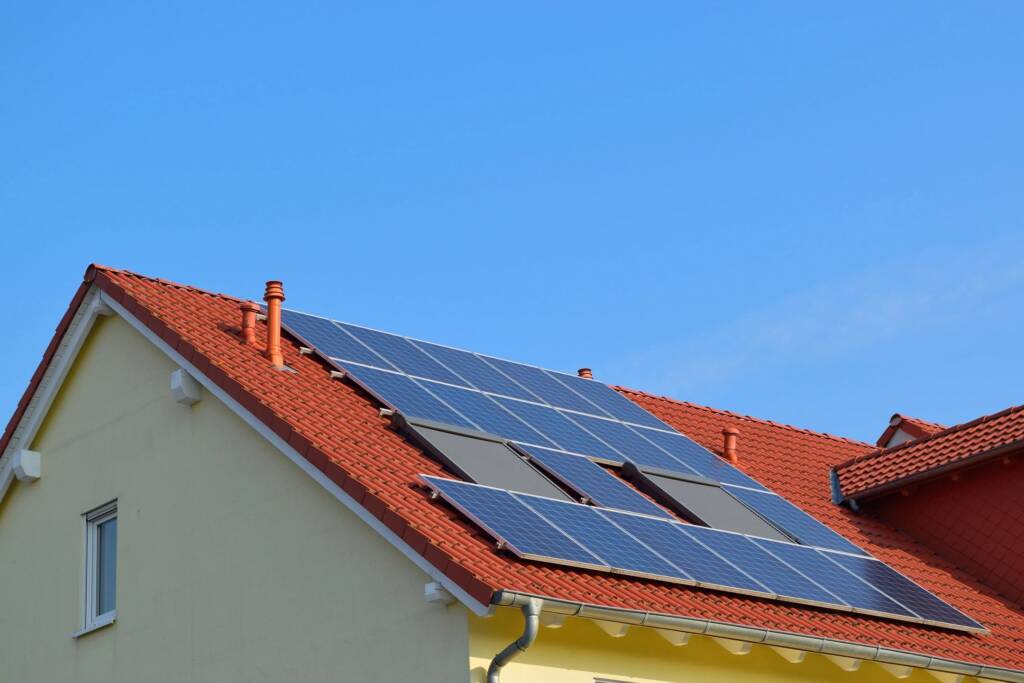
[410,341,537,400]
[345,366,474,428]
[753,539,916,618]
[339,323,468,386]
[565,413,696,473]
[494,398,617,458]
[516,444,672,518]
[726,486,864,555]
[681,525,843,606]
[601,511,768,593]
[282,310,390,368]
[421,476,605,567]
[481,356,607,415]
[636,427,766,489]
[519,494,685,579]
[823,552,982,630]
[419,381,557,447]
[549,372,672,429]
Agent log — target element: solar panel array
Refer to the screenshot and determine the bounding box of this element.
[423,476,982,632]
[280,309,981,632]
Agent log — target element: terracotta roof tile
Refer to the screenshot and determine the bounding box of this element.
[5,265,1024,673]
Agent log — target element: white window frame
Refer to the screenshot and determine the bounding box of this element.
[75,500,118,637]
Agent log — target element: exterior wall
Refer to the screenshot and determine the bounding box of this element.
[0,314,470,682]
[868,456,1024,607]
[469,607,975,683]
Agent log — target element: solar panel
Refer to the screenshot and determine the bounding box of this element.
[281,310,389,368]
[346,366,474,428]
[564,413,693,472]
[636,427,766,489]
[680,525,844,606]
[726,486,865,555]
[339,323,467,386]
[516,444,672,518]
[410,341,537,400]
[421,476,605,568]
[518,494,685,580]
[822,551,983,630]
[481,355,607,415]
[600,510,769,594]
[494,398,616,458]
[421,380,557,447]
[549,371,672,430]
[752,539,916,619]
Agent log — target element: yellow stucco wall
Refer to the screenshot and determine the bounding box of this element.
[0,314,470,682]
[469,605,981,683]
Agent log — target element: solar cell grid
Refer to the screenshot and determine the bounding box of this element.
[565,413,697,473]
[637,427,766,489]
[726,486,865,555]
[519,494,684,579]
[495,398,617,458]
[421,381,557,447]
[340,323,467,386]
[421,476,605,567]
[281,310,389,368]
[349,366,474,429]
[753,539,915,618]
[481,355,607,415]
[516,444,672,518]
[411,341,537,400]
[823,552,982,629]
[550,371,673,429]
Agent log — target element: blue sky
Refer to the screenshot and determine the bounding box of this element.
[2,3,1022,443]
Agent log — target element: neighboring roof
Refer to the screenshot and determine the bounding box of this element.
[876,413,947,447]
[836,405,1024,500]
[5,265,1024,676]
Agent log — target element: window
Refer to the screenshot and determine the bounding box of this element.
[623,465,790,541]
[81,501,117,634]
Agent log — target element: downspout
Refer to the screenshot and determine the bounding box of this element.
[487,597,543,683]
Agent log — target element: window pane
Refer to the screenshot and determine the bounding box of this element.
[96,517,117,614]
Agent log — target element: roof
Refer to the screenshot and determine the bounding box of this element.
[5,265,1024,676]
[836,404,1024,500]
[875,413,948,447]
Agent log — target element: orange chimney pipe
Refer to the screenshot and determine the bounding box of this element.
[239,302,260,347]
[577,368,593,379]
[263,281,285,367]
[722,427,739,464]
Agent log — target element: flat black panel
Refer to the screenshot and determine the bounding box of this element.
[753,539,917,618]
[340,323,468,386]
[345,366,474,428]
[494,398,618,458]
[681,525,843,605]
[565,413,695,472]
[636,427,766,489]
[412,341,536,400]
[282,310,391,368]
[411,427,570,500]
[520,494,685,579]
[632,472,790,541]
[823,552,982,629]
[549,372,672,429]
[726,486,864,555]
[516,444,671,518]
[422,381,557,447]
[481,356,607,415]
[421,477,604,566]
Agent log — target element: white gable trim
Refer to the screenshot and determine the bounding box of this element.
[93,289,492,617]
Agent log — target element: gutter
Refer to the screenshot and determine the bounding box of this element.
[492,591,1024,683]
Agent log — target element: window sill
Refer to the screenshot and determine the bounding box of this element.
[72,611,116,639]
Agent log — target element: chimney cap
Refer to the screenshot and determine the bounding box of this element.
[722,426,740,436]
[577,368,593,379]
[240,301,261,312]
[264,281,285,301]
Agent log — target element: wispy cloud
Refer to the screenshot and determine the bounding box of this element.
[607,232,1024,396]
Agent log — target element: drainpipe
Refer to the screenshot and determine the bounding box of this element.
[487,597,543,683]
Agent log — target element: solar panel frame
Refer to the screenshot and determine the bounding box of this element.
[420,476,608,570]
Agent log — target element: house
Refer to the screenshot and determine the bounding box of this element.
[1,264,1023,682]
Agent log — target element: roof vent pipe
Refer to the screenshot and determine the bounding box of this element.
[263,281,285,367]
[487,597,542,683]
[577,368,593,379]
[722,427,739,465]
[239,302,260,346]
